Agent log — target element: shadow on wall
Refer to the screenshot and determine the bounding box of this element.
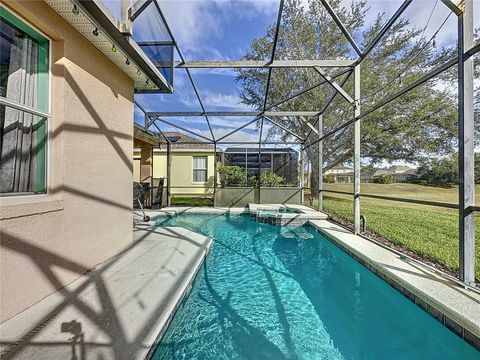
[59,69,133,172]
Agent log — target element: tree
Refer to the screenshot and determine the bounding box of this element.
[417,154,480,185]
[235,0,475,190]
[417,157,457,185]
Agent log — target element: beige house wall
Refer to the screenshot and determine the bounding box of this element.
[134,150,215,195]
[0,1,134,322]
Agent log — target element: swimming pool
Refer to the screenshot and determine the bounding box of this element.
[151,214,478,359]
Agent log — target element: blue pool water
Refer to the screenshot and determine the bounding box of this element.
[151,214,479,359]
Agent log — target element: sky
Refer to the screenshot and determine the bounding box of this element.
[103,0,479,146]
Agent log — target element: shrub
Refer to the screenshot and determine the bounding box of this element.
[260,172,284,187]
[218,166,286,187]
[373,174,394,184]
[324,174,335,183]
[218,166,246,187]
[246,175,258,187]
[408,179,428,185]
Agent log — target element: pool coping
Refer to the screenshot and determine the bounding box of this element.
[308,219,480,351]
[141,226,212,360]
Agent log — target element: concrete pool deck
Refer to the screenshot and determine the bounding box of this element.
[0,223,211,360]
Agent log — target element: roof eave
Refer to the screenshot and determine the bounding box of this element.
[78,0,172,93]
[45,0,172,93]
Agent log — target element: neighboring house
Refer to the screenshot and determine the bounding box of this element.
[133,125,216,197]
[0,1,171,322]
[324,166,354,183]
[323,165,419,183]
[324,165,354,175]
[222,147,299,185]
[372,166,419,183]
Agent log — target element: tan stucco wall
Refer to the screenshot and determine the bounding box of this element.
[0,1,134,322]
[133,150,215,195]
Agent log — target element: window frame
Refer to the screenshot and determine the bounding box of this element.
[0,6,51,196]
[192,156,208,183]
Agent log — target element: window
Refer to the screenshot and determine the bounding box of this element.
[0,7,49,195]
[193,156,207,182]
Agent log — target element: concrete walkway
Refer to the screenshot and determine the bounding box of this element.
[0,224,211,360]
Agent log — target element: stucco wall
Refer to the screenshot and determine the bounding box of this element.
[215,187,302,207]
[0,1,134,322]
[134,150,215,195]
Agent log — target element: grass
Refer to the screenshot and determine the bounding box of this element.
[314,184,480,281]
[322,182,480,205]
[171,196,214,207]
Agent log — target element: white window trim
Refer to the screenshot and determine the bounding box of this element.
[192,156,208,183]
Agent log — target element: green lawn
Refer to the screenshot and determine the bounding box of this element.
[171,196,214,207]
[315,184,480,281]
[322,182,480,205]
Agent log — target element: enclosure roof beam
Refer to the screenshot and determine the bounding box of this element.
[153,0,182,60]
[134,99,147,114]
[217,141,302,145]
[148,115,214,143]
[130,0,154,21]
[151,120,171,144]
[439,0,463,16]
[262,0,285,117]
[172,60,355,68]
[263,116,306,142]
[465,42,480,59]
[206,69,350,144]
[259,117,264,145]
[147,111,321,117]
[360,0,413,61]
[265,68,351,111]
[314,67,354,104]
[303,56,458,150]
[270,0,284,63]
[299,116,319,135]
[358,57,457,121]
[304,70,353,143]
[153,0,215,142]
[320,0,362,57]
[216,118,259,142]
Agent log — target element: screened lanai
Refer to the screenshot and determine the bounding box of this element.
[110,0,480,287]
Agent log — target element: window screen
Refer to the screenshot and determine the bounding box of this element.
[193,156,207,182]
[0,9,49,194]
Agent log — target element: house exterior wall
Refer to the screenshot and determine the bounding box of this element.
[134,150,215,195]
[324,168,354,175]
[0,1,133,322]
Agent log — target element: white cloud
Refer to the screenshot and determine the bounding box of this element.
[159,0,278,58]
[190,68,237,77]
[204,128,259,142]
[208,116,258,129]
[202,92,249,110]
